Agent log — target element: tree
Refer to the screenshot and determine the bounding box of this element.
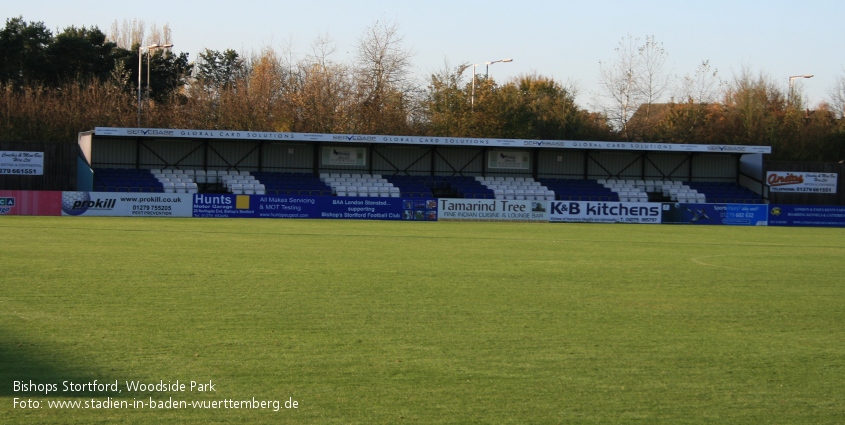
[721,70,785,147]
[48,26,119,85]
[597,35,670,140]
[831,69,845,120]
[353,20,415,134]
[195,49,244,91]
[289,34,355,133]
[108,19,145,50]
[676,60,723,104]
[146,48,191,102]
[423,61,471,136]
[0,17,52,87]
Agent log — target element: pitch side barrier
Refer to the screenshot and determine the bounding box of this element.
[3,190,845,227]
[191,194,438,221]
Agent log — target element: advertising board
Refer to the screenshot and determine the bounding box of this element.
[192,194,437,221]
[766,171,838,194]
[438,199,549,221]
[60,192,194,217]
[549,201,661,224]
[0,151,44,175]
[0,190,61,215]
[488,150,530,170]
[660,203,768,226]
[767,205,845,227]
[322,147,366,166]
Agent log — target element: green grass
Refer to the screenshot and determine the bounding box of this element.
[1,217,844,424]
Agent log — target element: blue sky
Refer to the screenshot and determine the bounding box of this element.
[10,1,845,109]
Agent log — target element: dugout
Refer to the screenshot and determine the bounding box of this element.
[77,127,771,199]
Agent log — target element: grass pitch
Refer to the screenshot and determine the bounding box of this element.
[1,216,844,424]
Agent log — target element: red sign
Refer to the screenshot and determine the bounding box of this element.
[0,190,62,216]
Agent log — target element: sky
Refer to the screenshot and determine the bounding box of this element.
[9,1,845,110]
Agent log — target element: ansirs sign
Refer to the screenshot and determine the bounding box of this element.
[550,201,661,223]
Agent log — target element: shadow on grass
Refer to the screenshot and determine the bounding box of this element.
[0,329,122,398]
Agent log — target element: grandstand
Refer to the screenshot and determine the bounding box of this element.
[78,127,771,203]
[90,166,765,204]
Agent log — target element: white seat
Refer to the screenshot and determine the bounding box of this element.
[206,170,219,184]
[186,183,198,194]
[162,182,175,193]
[243,184,255,195]
[231,184,244,195]
[174,182,187,193]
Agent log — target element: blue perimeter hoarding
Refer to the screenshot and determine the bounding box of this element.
[192,194,438,221]
[661,203,768,225]
[767,205,845,227]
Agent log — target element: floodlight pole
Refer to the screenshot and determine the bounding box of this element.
[788,74,813,105]
[137,43,173,127]
[471,58,513,109]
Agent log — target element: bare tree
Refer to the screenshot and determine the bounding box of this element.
[635,36,671,129]
[831,69,845,119]
[597,34,670,140]
[145,22,172,47]
[108,19,144,49]
[353,20,415,134]
[676,60,723,104]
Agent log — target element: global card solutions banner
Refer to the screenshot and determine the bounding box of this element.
[60,192,194,217]
[661,203,768,226]
[0,190,61,215]
[768,205,845,227]
[438,199,549,221]
[193,194,438,221]
[549,201,661,224]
